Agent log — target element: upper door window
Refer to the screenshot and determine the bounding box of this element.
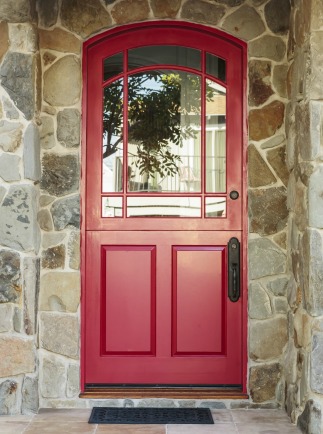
[101,45,227,218]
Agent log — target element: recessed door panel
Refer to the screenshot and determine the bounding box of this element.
[172,247,225,355]
[102,246,156,355]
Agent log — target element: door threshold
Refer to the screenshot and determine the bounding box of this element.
[80,385,248,399]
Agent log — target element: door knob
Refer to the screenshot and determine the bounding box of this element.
[229,190,239,200]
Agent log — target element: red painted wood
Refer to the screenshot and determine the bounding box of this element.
[102,246,156,355]
[172,247,225,355]
[82,22,247,390]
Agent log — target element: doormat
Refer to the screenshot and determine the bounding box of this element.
[89,407,214,424]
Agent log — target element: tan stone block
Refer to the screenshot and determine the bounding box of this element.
[0,337,35,377]
[312,0,323,31]
[61,0,112,38]
[39,28,81,54]
[249,363,281,403]
[222,6,265,41]
[39,271,80,312]
[295,0,311,47]
[267,145,289,186]
[111,0,150,24]
[249,101,285,141]
[248,144,276,188]
[249,35,286,61]
[249,317,288,361]
[181,0,226,26]
[8,23,38,53]
[43,56,81,107]
[40,312,79,359]
[68,231,80,270]
[150,0,181,18]
[0,22,9,64]
[294,309,311,348]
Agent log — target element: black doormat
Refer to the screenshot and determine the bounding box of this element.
[89,407,214,424]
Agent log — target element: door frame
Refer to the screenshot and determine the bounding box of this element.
[80,20,248,396]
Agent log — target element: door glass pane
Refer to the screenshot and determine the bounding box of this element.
[103,52,123,81]
[127,70,201,193]
[205,197,226,217]
[102,79,124,192]
[127,196,201,218]
[128,46,201,71]
[102,197,123,217]
[206,53,226,82]
[206,79,226,193]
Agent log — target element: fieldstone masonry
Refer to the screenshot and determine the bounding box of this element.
[0,0,321,431]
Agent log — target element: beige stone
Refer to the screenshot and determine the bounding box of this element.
[39,28,81,54]
[150,0,181,18]
[249,35,286,61]
[249,60,273,107]
[249,283,272,320]
[311,0,323,31]
[0,337,34,377]
[42,232,66,249]
[8,23,38,53]
[40,312,79,359]
[37,209,53,232]
[111,0,150,24]
[40,355,66,398]
[295,1,311,47]
[181,0,226,26]
[68,231,80,270]
[43,56,81,107]
[222,6,265,41]
[0,0,30,22]
[250,317,288,361]
[61,0,112,38]
[273,232,287,250]
[40,116,55,150]
[0,304,13,332]
[249,101,285,141]
[248,144,276,187]
[294,309,311,348]
[267,145,289,186]
[39,271,80,312]
[0,22,9,64]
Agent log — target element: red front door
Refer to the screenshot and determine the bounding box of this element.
[83,22,246,387]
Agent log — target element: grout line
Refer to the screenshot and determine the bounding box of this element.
[22,414,36,433]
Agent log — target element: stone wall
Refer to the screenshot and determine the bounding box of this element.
[0,0,295,414]
[284,0,323,432]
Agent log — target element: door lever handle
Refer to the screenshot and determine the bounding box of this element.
[228,237,240,302]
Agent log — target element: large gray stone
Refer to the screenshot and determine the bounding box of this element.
[24,123,41,181]
[8,23,38,53]
[249,363,281,403]
[0,250,21,303]
[41,153,79,197]
[0,304,13,332]
[40,312,79,359]
[0,0,31,22]
[36,0,58,27]
[222,6,265,41]
[40,116,55,149]
[0,185,40,252]
[311,334,323,391]
[298,400,322,434]
[309,166,323,229]
[0,154,20,182]
[249,317,288,361]
[23,257,40,336]
[3,98,19,120]
[248,283,272,320]
[249,36,286,61]
[0,337,34,377]
[66,364,79,398]
[181,0,226,26]
[266,276,289,296]
[39,272,80,313]
[137,399,176,408]
[264,0,290,35]
[249,238,286,280]
[296,101,323,162]
[57,109,80,148]
[22,376,38,414]
[40,355,66,398]
[301,229,323,316]
[43,56,81,106]
[0,380,19,415]
[51,195,80,231]
[249,187,288,235]
[0,121,22,152]
[0,52,35,120]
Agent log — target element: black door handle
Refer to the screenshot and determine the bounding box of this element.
[228,237,240,302]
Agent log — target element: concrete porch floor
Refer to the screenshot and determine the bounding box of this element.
[0,409,301,433]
